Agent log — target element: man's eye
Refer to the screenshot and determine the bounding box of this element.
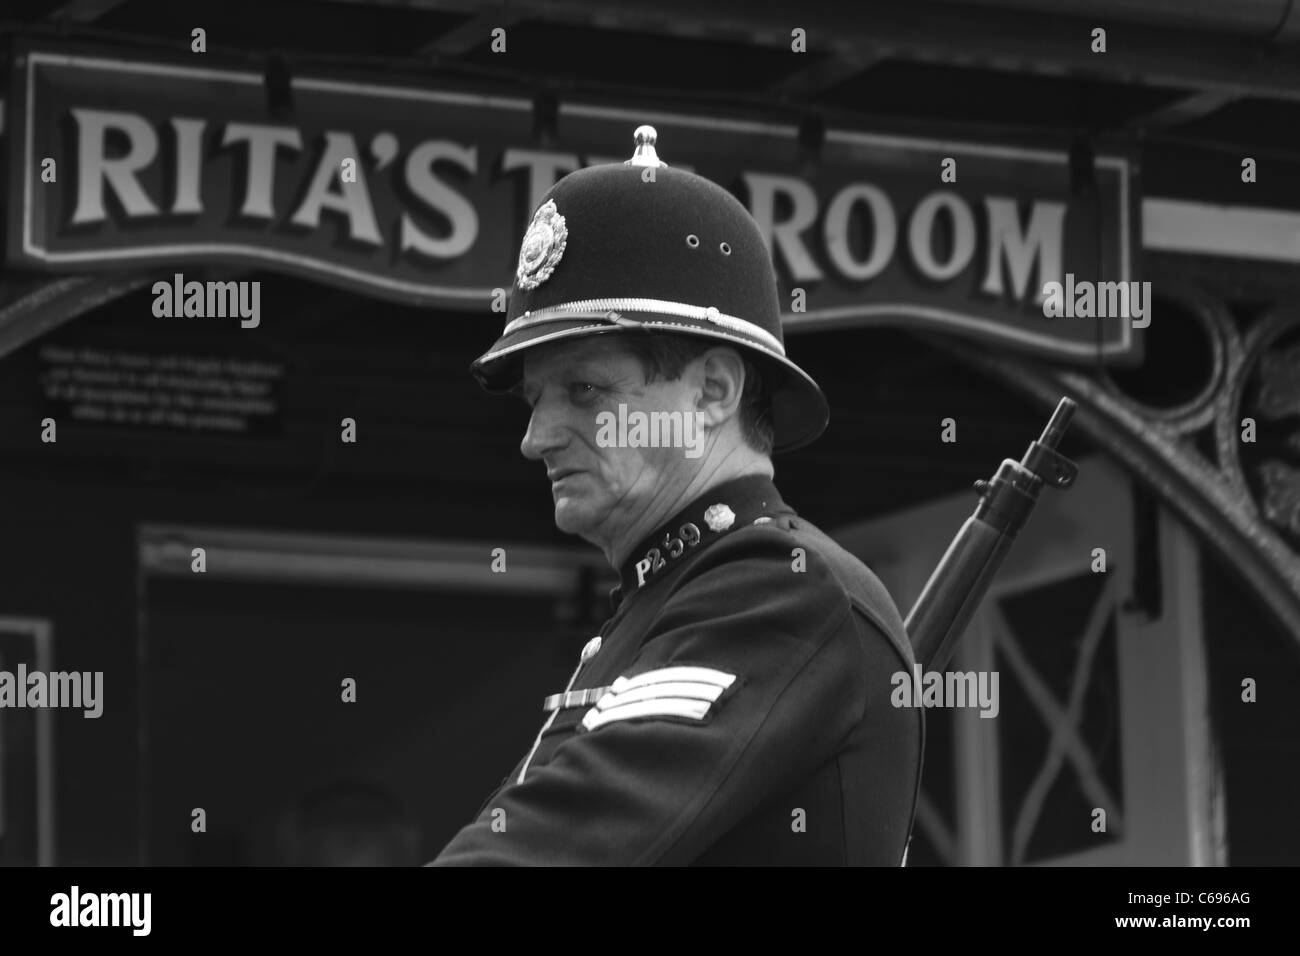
[570,382,599,399]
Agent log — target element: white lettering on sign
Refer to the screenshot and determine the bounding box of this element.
[62,108,1068,306]
[744,171,1064,301]
[66,107,480,263]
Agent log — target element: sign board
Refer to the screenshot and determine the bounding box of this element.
[7,42,1141,364]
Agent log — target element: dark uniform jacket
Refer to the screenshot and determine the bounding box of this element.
[431,474,924,865]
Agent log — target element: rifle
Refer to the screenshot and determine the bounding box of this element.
[905,397,1080,673]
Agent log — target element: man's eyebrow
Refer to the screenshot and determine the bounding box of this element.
[511,355,611,397]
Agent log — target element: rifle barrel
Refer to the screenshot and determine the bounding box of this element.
[904,397,1079,672]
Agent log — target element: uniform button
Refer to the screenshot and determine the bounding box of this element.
[703,503,736,532]
[581,636,603,662]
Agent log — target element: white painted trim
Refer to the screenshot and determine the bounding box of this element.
[1142,198,1300,262]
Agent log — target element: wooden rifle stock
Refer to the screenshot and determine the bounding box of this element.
[905,397,1080,673]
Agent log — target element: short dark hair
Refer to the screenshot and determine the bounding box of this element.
[618,332,775,456]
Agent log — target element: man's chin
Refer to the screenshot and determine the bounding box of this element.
[552,496,594,537]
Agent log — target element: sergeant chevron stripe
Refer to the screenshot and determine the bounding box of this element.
[580,666,736,731]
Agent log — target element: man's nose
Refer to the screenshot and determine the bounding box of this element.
[520,400,566,461]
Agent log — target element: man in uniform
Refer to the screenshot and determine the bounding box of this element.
[431,127,923,866]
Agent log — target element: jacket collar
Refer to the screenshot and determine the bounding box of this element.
[610,474,793,608]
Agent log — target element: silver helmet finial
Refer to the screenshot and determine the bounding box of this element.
[626,125,667,168]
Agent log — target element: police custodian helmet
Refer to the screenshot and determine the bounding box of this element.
[470,125,830,453]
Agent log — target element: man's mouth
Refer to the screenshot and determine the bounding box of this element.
[547,468,582,483]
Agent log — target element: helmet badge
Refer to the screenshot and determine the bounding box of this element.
[516,199,567,291]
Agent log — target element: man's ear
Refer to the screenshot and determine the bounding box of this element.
[696,347,746,426]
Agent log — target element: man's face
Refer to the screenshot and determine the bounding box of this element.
[517,336,701,545]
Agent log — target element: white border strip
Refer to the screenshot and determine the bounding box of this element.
[1143,198,1300,262]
